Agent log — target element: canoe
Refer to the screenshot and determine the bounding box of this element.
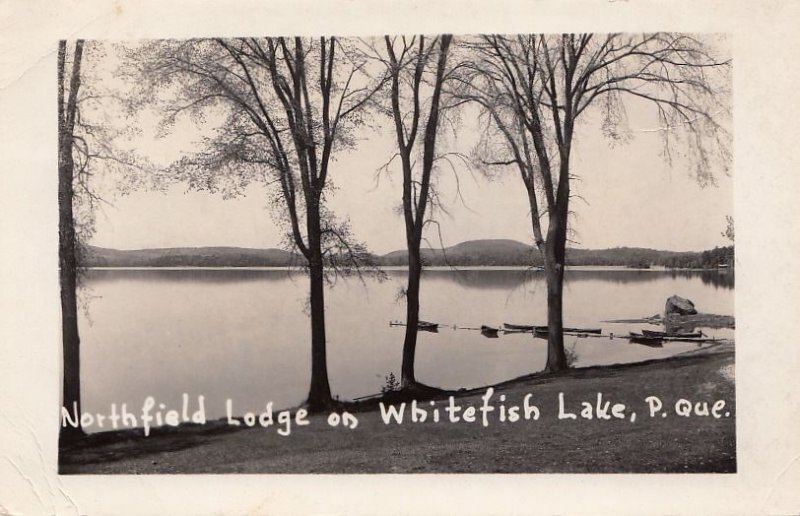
[627,332,663,341]
[641,329,702,339]
[565,327,602,334]
[503,323,536,331]
[627,333,665,347]
[628,331,711,343]
[533,326,602,335]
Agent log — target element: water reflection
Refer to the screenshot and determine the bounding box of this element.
[85,268,300,285]
[671,269,735,289]
[410,268,735,290]
[86,266,734,289]
[78,267,734,432]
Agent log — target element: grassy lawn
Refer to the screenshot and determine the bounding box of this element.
[60,343,735,474]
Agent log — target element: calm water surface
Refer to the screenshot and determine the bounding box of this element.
[78,268,734,429]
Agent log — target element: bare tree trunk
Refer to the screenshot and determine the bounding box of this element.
[544,159,570,373]
[544,249,567,372]
[59,40,85,444]
[401,244,422,387]
[385,35,452,391]
[59,127,84,444]
[305,204,333,412]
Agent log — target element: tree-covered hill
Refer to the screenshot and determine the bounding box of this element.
[81,240,734,269]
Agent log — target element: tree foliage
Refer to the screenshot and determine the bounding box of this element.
[59,40,158,442]
[125,38,386,278]
[454,33,731,371]
[124,37,388,410]
[723,215,734,243]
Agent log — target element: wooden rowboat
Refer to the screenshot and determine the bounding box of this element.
[533,326,602,335]
[627,331,663,341]
[641,329,702,339]
[504,323,604,333]
[503,323,536,331]
[627,331,709,343]
[627,332,665,347]
[390,320,440,332]
[418,320,439,332]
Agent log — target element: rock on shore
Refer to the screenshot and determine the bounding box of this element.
[666,295,698,315]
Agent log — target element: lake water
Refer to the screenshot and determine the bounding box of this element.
[77,267,734,429]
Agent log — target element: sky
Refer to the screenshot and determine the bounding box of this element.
[85,39,733,255]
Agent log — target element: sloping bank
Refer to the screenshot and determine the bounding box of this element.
[60,340,735,474]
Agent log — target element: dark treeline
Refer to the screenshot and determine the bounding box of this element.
[661,246,734,269]
[84,241,734,270]
[391,244,736,269]
[83,246,297,268]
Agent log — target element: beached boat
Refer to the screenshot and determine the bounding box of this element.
[418,320,439,332]
[627,333,665,347]
[627,331,662,341]
[627,331,709,343]
[641,329,702,339]
[533,326,602,335]
[503,323,536,331]
[390,320,440,332]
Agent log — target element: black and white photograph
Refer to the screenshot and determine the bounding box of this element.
[56,33,736,474]
[2,0,799,513]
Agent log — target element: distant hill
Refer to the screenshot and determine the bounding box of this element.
[81,240,733,269]
[380,239,536,266]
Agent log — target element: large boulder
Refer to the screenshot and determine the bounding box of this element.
[665,295,698,315]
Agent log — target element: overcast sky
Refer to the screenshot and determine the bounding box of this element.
[86,39,732,254]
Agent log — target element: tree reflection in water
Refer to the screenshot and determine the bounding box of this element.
[401,268,734,291]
